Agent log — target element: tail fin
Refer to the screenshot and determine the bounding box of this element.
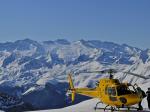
[67,73,75,102]
[68,73,74,89]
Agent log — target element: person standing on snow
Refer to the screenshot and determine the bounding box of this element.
[136,87,146,110]
[146,88,150,110]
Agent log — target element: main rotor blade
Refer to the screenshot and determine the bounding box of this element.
[124,72,150,79]
[80,69,117,74]
[74,69,150,80]
[80,70,104,74]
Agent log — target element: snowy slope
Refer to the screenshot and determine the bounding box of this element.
[31,98,149,112]
[30,99,100,112]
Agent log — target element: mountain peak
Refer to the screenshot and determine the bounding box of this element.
[43,39,70,45]
[55,39,70,45]
[15,38,37,44]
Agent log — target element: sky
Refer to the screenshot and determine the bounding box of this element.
[0,0,150,49]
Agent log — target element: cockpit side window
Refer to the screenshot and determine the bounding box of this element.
[107,87,116,96]
[107,87,111,95]
[117,85,131,96]
[111,87,116,96]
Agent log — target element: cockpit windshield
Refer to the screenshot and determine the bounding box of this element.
[117,85,131,96]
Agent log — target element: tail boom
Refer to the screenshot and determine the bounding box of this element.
[67,74,99,102]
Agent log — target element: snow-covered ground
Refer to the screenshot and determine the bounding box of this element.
[29,99,105,112]
[30,98,149,112]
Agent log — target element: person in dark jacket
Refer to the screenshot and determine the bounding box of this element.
[136,87,146,110]
[146,88,150,110]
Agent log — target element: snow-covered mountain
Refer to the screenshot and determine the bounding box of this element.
[0,39,150,111]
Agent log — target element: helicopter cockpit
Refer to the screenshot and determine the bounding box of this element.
[105,84,137,97]
[117,85,132,96]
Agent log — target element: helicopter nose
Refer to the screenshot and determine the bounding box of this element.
[124,94,140,105]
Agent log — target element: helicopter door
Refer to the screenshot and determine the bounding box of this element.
[107,87,117,101]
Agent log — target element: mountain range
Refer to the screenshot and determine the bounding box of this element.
[0,39,150,111]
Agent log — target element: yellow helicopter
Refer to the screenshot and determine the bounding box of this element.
[67,69,150,111]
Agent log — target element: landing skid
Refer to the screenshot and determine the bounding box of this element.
[95,106,117,112]
[95,107,139,112]
[94,102,116,112]
[94,101,103,110]
[94,102,140,112]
